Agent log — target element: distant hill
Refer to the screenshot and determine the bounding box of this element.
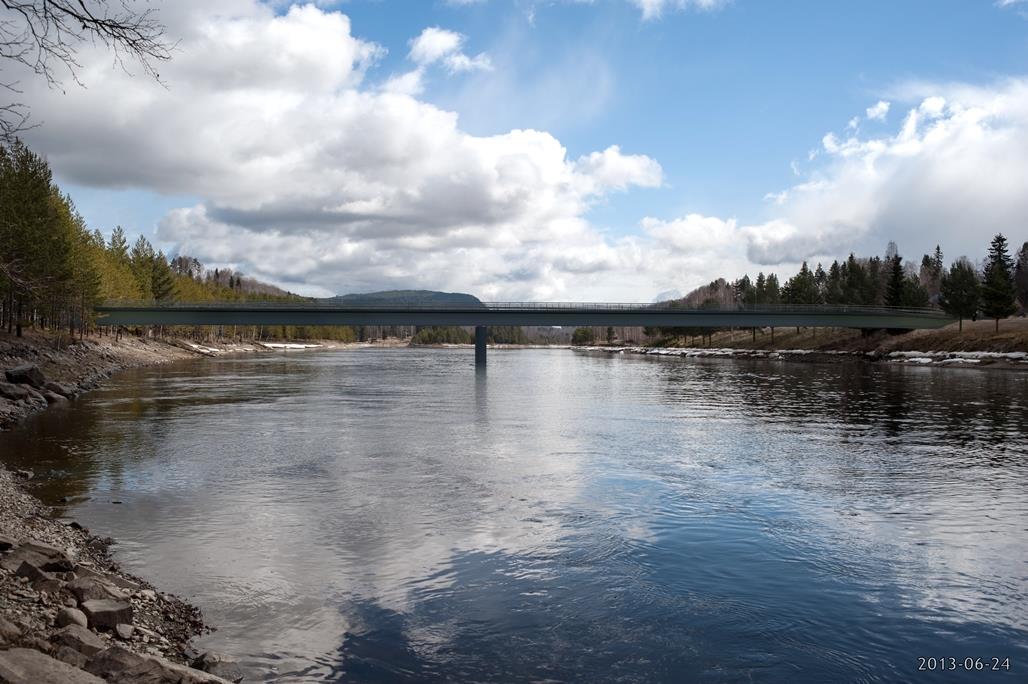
[652,289,682,303]
[325,290,485,307]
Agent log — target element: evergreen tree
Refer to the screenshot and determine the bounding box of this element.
[733,275,756,307]
[784,262,820,305]
[813,263,827,300]
[901,277,930,308]
[980,233,1016,330]
[109,226,130,263]
[764,273,781,304]
[0,141,55,334]
[885,255,905,307]
[150,252,176,302]
[571,327,595,345]
[1014,241,1028,313]
[939,258,981,331]
[129,236,155,298]
[824,260,844,304]
[865,255,885,305]
[754,273,767,304]
[842,254,868,305]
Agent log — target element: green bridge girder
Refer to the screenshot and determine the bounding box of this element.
[94,302,954,330]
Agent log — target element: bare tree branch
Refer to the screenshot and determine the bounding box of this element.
[0,0,171,142]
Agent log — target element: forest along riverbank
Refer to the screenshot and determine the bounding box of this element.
[0,331,345,683]
[583,318,1028,370]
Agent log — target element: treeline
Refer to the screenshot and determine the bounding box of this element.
[0,140,364,342]
[641,236,1027,342]
[410,326,528,345]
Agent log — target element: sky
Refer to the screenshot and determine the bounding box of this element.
[12,0,1028,300]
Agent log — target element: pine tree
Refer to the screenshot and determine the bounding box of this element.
[1014,241,1028,313]
[733,275,756,307]
[842,254,868,305]
[885,255,905,307]
[571,327,594,345]
[109,226,129,262]
[150,252,176,302]
[825,260,844,304]
[129,236,155,298]
[980,233,1016,331]
[939,258,980,331]
[754,273,767,304]
[814,263,827,300]
[764,273,781,304]
[784,262,820,305]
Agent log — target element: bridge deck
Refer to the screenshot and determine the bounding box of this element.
[94,301,953,330]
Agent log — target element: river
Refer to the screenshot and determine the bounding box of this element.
[2,348,1026,682]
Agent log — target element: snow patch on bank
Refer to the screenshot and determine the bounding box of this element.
[259,342,325,350]
[575,346,1028,367]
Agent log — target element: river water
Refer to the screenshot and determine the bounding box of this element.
[2,349,1027,682]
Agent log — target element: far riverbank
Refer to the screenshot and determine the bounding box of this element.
[579,317,1028,370]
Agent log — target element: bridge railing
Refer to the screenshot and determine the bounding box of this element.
[95,299,950,318]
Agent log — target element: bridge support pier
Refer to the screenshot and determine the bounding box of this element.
[475,326,487,366]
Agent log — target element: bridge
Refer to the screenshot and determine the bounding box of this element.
[95,301,953,366]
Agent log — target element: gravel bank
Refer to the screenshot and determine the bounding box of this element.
[0,332,293,682]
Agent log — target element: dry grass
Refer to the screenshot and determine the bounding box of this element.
[660,317,1028,353]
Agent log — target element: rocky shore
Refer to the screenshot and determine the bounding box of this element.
[0,466,245,682]
[0,332,304,682]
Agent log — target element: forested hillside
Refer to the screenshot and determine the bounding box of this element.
[0,141,310,339]
[638,237,1027,343]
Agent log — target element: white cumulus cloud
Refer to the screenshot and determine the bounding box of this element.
[865,100,891,121]
[17,1,667,300]
[630,0,731,21]
[743,80,1028,265]
[409,26,492,73]
[13,1,1028,302]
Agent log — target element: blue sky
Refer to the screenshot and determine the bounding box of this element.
[25,0,1028,299]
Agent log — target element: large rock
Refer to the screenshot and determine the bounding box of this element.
[52,624,107,656]
[14,560,49,582]
[66,577,124,604]
[15,560,63,593]
[73,565,140,592]
[4,541,76,573]
[44,380,76,397]
[42,391,67,404]
[0,647,105,683]
[4,364,46,388]
[0,616,22,645]
[57,607,89,629]
[0,382,31,402]
[87,646,234,683]
[80,599,133,630]
[52,645,89,669]
[0,533,17,551]
[193,652,245,683]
